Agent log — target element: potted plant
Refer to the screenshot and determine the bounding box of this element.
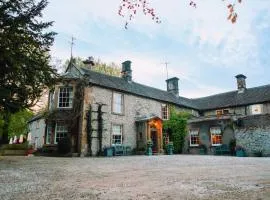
[166,142,174,155]
[146,140,153,156]
[235,145,246,157]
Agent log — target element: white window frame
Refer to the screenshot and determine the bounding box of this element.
[189,129,200,147]
[112,124,123,145]
[112,92,124,114]
[46,124,52,144]
[54,122,68,144]
[250,104,262,115]
[49,91,55,110]
[210,127,222,146]
[36,120,40,129]
[58,87,73,108]
[161,104,169,120]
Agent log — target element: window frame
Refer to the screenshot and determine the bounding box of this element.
[250,104,263,115]
[189,128,200,147]
[161,104,169,120]
[54,122,68,144]
[112,92,124,115]
[57,87,73,109]
[210,127,222,146]
[46,124,52,144]
[111,124,123,145]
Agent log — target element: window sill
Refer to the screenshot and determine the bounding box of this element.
[211,144,222,147]
[189,145,199,147]
[112,112,124,116]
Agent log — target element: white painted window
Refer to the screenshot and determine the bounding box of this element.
[49,91,55,110]
[112,92,123,114]
[54,122,68,144]
[189,129,200,146]
[58,87,73,108]
[112,124,123,145]
[161,104,169,120]
[46,124,52,144]
[210,127,222,146]
[250,104,262,115]
[36,120,40,129]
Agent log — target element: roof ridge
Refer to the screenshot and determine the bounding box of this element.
[192,84,270,100]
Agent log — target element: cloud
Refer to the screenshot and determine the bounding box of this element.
[45,0,270,98]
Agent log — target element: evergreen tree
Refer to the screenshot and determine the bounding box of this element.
[0,0,57,144]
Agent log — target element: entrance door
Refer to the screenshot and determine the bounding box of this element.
[151,130,158,153]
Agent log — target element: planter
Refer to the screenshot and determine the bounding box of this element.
[199,148,206,155]
[166,143,174,155]
[146,141,153,156]
[2,149,28,156]
[104,147,113,157]
[236,150,245,157]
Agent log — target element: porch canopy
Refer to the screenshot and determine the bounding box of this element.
[135,114,163,153]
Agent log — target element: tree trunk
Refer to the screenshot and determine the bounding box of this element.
[1,111,10,144]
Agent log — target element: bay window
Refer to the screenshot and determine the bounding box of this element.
[58,87,73,108]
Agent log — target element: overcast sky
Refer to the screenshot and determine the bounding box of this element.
[44,0,270,98]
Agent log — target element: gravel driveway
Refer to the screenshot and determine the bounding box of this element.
[0,155,270,200]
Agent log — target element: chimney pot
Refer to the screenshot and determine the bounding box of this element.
[166,77,179,96]
[121,60,132,81]
[235,74,247,93]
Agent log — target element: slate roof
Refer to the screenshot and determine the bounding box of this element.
[64,66,270,111]
[80,68,197,109]
[28,113,44,123]
[190,84,270,110]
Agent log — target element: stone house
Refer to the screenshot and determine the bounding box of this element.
[42,60,270,156]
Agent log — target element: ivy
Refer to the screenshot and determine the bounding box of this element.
[163,108,191,153]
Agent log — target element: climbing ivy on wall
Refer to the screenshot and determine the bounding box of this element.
[163,107,191,153]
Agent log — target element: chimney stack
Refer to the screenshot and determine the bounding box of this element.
[83,56,95,70]
[166,77,179,96]
[121,60,132,82]
[235,74,247,93]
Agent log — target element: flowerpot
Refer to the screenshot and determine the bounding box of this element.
[104,147,113,157]
[236,150,245,157]
[146,146,152,156]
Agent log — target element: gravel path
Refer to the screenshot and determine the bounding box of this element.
[0,155,270,200]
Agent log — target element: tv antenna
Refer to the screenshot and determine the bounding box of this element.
[161,62,170,80]
[69,36,76,59]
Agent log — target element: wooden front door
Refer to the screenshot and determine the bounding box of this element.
[151,130,158,153]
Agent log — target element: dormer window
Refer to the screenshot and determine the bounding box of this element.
[58,87,73,108]
[250,104,262,115]
[216,109,230,116]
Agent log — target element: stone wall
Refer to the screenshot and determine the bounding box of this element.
[235,114,270,156]
[185,119,234,155]
[80,85,169,156]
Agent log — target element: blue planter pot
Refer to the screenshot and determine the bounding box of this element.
[236,150,245,157]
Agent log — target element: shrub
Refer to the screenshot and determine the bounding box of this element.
[57,137,71,155]
[253,150,263,157]
[0,143,29,150]
[229,139,236,156]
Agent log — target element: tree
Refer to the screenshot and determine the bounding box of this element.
[0,0,57,143]
[63,57,121,77]
[8,109,33,138]
[163,108,191,153]
[118,0,243,28]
